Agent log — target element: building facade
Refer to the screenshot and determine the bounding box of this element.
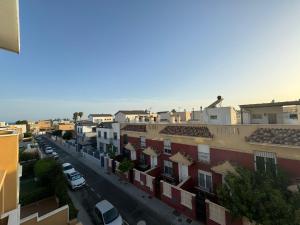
[96,122,120,156]
[119,123,300,224]
[76,121,97,152]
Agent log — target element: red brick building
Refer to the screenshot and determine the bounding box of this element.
[119,123,300,225]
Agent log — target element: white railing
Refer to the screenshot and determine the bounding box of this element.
[115,161,120,172]
[108,158,113,167]
[206,200,226,225]
[134,169,141,182]
[162,181,172,198]
[180,190,193,209]
[146,175,153,191]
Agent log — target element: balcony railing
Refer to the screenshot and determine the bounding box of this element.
[133,168,156,192]
[161,176,196,210]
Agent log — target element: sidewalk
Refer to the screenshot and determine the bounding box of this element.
[49,137,203,225]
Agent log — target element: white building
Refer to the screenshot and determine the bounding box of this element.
[191,107,238,125]
[157,111,191,123]
[88,114,113,123]
[96,122,120,155]
[0,122,7,127]
[190,96,238,125]
[76,120,97,152]
[114,110,153,123]
[240,100,300,124]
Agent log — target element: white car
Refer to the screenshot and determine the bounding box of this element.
[62,163,76,175]
[66,171,86,190]
[94,200,123,225]
[45,147,54,154]
[52,151,59,160]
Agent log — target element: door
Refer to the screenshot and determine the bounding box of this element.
[268,113,277,124]
[178,164,189,182]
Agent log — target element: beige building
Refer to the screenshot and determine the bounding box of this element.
[88,114,113,123]
[0,130,81,225]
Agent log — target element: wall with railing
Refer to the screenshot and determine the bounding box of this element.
[133,168,157,196]
[160,176,196,219]
[205,200,255,225]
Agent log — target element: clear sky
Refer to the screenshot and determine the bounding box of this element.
[1,0,300,122]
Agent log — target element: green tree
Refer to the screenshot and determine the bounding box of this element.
[217,167,300,225]
[73,112,78,122]
[118,159,134,173]
[62,131,73,140]
[107,144,117,159]
[16,120,28,124]
[52,130,62,137]
[78,112,83,120]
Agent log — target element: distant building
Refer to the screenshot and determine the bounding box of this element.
[240,100,300,124]
[96,122,120,156]
[191,96,238,125]
[88,114,113,123]
[157,111,191,123]
[114,110,154,123]
[37,120,52,131]
[0,122,7,127]
[76,120,97,152]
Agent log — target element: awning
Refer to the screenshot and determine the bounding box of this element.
[143,147,158,157]
[169,152,193,166]
[211,161,237,175]
[124,143,135,151]
[0,0,20,53]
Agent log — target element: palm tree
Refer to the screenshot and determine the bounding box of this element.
[73,112,78,122]
[78,112,83,120]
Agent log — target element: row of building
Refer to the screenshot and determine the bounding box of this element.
[73,98,300,225]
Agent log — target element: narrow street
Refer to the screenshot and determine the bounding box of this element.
[42,136,170,225]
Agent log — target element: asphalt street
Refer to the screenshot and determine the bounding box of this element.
[41,136,170,225]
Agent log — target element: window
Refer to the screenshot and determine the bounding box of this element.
[210,115,217,120]
[98,131,101,138]
[198,144,210,163]
[164,140,172,154]
[252,114,263,119]
[198,170,212,192]
[140,136,146,148]
[104,132,107,139]
[255,151,276,174]
[290,113,298,120]
[164,160,173,176]
[113,132,118,140]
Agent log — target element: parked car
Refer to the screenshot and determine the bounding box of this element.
[66,171,86,190]
[94,200,123,225]
[45,146,54,154]
[52,151,59,160]
[62,163,76,175]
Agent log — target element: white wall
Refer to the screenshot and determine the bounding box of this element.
[191,107,237,125]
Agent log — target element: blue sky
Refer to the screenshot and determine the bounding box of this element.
[1,0,300,121]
